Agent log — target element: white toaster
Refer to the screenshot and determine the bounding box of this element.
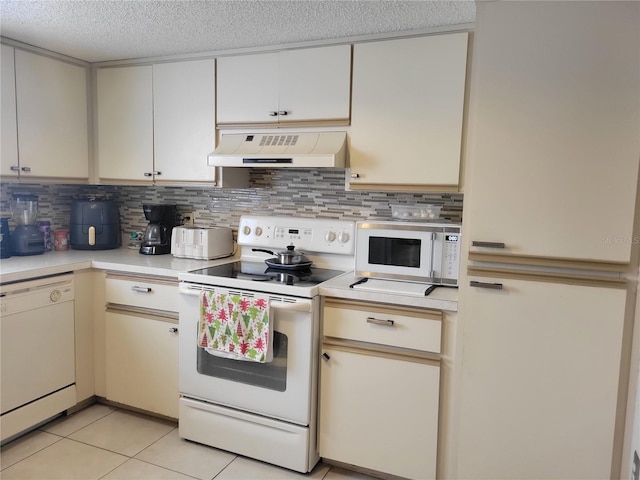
[171,226,234,260]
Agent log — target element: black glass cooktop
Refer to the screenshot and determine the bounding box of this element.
[189,261,345,287]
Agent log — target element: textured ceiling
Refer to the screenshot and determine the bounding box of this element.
[0,0,475,63]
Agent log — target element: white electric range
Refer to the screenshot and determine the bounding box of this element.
[177,215,355,473]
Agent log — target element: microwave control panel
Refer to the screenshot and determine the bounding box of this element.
[442,232,461,283]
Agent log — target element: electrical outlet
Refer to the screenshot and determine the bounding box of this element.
[183,211,195,226]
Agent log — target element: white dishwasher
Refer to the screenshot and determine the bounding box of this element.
[1,273,76,443]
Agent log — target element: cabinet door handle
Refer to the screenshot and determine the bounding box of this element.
[268,111,278,117]
[471,241,506,249]
[131,286,152,293]
[21,166,31,172]
[470,280,503,290]
[153,171,161,176]
[350,173,360,179]
[10,166,20,172]
[321,352,331,362]
[169,327,178,333]
[144,172,153,177]
[366,317,395,327]
[278,110,288,116]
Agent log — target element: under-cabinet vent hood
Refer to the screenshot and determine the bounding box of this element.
[208,132,347,168]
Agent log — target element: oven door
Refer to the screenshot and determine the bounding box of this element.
[178,283,318,426]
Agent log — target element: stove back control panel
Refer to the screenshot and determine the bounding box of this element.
[238,216,355,255]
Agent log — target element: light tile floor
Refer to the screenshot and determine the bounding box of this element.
[0,404,377,480]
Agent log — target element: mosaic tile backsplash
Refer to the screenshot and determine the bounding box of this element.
[0,169,463,237]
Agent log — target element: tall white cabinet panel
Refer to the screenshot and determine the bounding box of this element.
[217,45,351,126]
[1,45,18,177]
[153,60,216,183]
[465,2,640,267]
[349,33,468,191]
[457,274,627,479]
[13,50,89,179]
[97,66,154,182]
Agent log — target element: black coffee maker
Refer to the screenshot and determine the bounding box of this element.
[140,204,177,255]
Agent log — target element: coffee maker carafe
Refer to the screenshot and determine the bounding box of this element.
[140,204,177,255]
[10,194,45,256]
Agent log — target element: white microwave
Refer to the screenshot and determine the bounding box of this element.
[355,220,461,286]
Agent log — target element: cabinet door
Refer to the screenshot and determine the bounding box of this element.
[457,274,627,479]
[97,66,153,182]
[349,33,468,191]
[278,45,351,124]
[319,348,439,479]
[1,45,18,177]
[105,311,179,418]
[153,59,216,183]
[216,52,279,126]
[15,50,89,179]
[465,2,640,266]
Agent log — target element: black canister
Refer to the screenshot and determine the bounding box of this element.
[1,217,12,258]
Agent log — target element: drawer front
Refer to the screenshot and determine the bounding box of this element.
[105,276,178,312]
[323,300,442,353]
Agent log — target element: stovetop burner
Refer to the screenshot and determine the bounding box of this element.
[188,261,345,287]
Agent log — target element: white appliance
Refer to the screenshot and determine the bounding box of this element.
[355,220,461,286]
[207,132,347,168]
[178,216,354,473]
[171,226,234,260]
[1,274,76,443]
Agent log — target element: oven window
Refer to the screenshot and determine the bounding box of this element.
[196,331,288,392]
[368,236,421,268]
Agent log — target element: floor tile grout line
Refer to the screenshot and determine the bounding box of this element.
[38,405,118,438]
[0,433,65,472]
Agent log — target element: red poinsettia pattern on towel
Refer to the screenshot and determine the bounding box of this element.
[198,291,271,362]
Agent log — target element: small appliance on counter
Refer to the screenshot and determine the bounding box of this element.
[69,198,121,250]
[171,226,234,260]
[1,217,12,258]
[10,194,45,256]
[140,204,177,255]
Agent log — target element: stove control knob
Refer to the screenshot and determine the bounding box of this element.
[255,227,263,237]
[242,225,251,236]
[338,231,350,244]
[325,231,336,242]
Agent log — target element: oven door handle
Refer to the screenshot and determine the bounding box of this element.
[179,283,313,312]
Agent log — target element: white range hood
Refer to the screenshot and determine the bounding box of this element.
[208,132,347,168]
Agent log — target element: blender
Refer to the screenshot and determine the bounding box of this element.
[10,194,45,255]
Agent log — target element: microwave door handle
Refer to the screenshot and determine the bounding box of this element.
[429,232,437,279]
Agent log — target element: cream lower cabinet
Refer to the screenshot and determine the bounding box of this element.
[456,272,627,479]
[319,298,442,479]
[104,274,179,418]
[348,33,468,192]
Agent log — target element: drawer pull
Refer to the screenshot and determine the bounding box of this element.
[366,317,395,327]
[321,352,331,362]
[470,280,504,290]
[169,327,178,333]
[131,286,152,293]
[471,241,506,249]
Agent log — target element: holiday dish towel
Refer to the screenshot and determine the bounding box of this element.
[198,290,272,363]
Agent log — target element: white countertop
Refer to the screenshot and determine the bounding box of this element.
[0,247,240,283]
[320,272,458,312]
[1,248,458,311]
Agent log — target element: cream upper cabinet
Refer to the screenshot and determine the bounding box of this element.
[152,60,216,183]
[97,60,229,185]
[457,273,627,479]
[97,65,154,182]
[217,45,351,127]
[348,33,468,192]
[1,45,18,177]
[464,2,640,267]
[1,48,89,180]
